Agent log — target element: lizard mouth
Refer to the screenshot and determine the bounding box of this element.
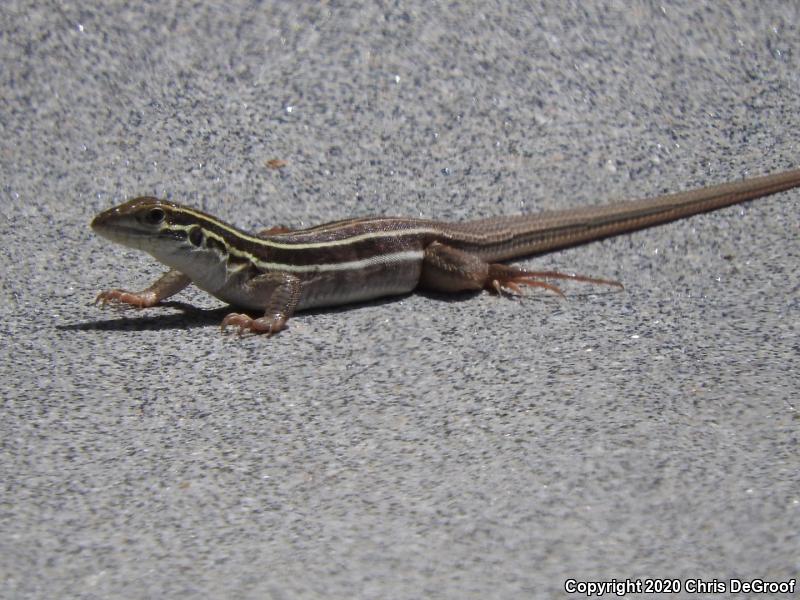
[91,220,144,238]
[90,214,157,249]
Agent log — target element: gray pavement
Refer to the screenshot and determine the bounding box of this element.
[2,2,799,598]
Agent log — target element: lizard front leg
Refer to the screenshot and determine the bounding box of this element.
[95,269,192,308]
[221,272,301,336]
[420,242,622,296]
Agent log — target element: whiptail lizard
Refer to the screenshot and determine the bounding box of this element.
[91,167,800,335]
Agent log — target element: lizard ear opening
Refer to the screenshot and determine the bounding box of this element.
[188,227,204,247]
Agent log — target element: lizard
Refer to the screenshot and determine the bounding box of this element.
[91,167,800,335]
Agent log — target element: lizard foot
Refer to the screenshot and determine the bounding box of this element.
[220,312,287,336]
[487,265,623,298]
[95,289,160,309]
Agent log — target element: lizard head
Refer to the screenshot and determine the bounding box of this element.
[91,197,193,247]
[91,197,239,267]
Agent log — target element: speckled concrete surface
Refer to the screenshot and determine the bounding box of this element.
[2,2,799,598]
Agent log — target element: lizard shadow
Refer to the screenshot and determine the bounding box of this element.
[61,286,618,334]
[60,294,451,333]
[58,301,231,332]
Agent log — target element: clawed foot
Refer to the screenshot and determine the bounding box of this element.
[488,265,623,298]
[491,276,567,298]
[94,289,159,309]
[220,312,287,336]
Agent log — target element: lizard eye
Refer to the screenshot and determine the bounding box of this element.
[144,207,165,225]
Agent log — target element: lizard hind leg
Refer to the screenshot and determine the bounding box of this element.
[419,242,490,293]
[420,242,622,298]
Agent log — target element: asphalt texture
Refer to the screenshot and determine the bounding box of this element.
[2,2,799,598]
